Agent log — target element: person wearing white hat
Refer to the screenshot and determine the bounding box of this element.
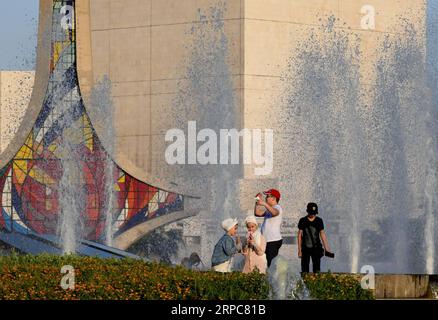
[211,218,242,272]
[242,215,267,274]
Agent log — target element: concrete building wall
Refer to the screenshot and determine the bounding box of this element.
[88,0,244,178]
[0,72,35,153]
[0,1,426,264]
[240,0,426,206]
[86,0,426,197]
[237,0,426,265]
[239,0,426,226]
[83,0,427,264]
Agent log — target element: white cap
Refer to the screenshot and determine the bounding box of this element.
[222,218,238,232]
[244,215,258,226]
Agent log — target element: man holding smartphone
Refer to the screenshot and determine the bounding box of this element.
[254,189,283,268]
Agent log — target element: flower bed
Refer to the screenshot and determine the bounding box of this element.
[0,254,269,300]
[303,272,375,300]
[0,254,374,300]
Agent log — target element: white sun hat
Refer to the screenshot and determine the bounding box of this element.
[221,218,238,232]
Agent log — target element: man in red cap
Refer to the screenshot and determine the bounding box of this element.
[254,189,283,267]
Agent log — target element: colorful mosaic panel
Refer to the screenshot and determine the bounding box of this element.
[0,0,183,241]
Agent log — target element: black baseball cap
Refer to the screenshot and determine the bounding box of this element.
[306,202,318,215]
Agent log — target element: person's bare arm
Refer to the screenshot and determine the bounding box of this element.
[257,200,280,217]
[320,230,331,252]
[297,230,303,258]
[254,202,265,216]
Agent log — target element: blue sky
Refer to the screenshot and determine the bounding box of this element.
[0,0,38,71]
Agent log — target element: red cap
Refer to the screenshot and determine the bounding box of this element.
[263,189,281,200]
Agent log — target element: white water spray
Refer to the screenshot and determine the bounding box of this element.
[425,139,436,274]
[89,76,117,246]
[268,256,310,300]
[58,141,85,254]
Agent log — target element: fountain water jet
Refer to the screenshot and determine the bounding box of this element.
[89,76,117,247]
[424,140,436,274]
[267,255,310,300]
[279,15,437,274]
[173,2,241,265]
[280,17,367,273]
[58,142,85,254]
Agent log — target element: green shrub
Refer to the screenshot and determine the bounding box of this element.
[303,272,375,300]
[0,254,375,300]
[0,254,269,300]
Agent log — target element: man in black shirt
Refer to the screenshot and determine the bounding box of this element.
[297,202,332,273]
